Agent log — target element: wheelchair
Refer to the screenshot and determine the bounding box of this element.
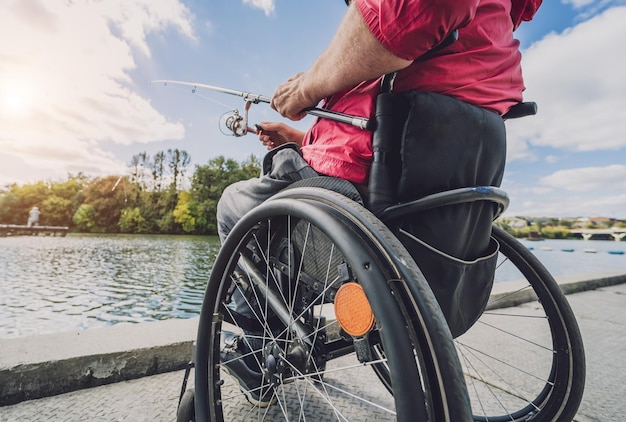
[177,84,586,421]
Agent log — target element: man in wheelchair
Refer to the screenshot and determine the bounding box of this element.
[215,0,542,408]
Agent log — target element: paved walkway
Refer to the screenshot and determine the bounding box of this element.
[1,284,624,421]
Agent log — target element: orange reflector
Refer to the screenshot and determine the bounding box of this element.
[334,282,374,337]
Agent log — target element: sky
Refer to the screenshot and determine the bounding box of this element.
[1,0,625,219]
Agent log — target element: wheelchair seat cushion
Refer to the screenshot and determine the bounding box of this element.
[285,176,364,205]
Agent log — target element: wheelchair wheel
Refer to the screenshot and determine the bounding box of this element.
[456,225,585,421]
[177,388,195,422]
[194,188,472,421]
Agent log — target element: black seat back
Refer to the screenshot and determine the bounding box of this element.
[369,91,507,337]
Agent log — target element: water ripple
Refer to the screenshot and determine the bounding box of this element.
[0,234,219,338]
[1,235,624,339]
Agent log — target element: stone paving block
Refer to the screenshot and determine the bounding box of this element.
[567,285,626,422]
[0,371,183,421]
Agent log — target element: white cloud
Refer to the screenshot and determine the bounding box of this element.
[506,191,626,218]
[562,0,626,19]
[507,6,626,159]
[540,164,626,191]
[503,164,626,217]
[562,0,597,8]
[243,0,275,16]
[0,0,193,183]
[99,0,195,57]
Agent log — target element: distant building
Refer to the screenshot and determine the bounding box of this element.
[588,217,614,227]
[507,217,529,229]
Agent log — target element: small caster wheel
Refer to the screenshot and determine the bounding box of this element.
[177,388,195,422]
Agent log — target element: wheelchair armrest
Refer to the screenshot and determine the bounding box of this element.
[377,186,509,222]
[503,102,537,119]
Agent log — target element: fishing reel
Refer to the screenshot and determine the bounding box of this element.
[223,109,247,137]
[222,100,259,137]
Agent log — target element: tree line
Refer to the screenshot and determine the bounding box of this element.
[0,149,261,236]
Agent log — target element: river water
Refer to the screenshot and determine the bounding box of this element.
[1,234,624,339]
[0,234,219,339]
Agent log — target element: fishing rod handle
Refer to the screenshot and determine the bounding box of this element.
[305,107,373,131]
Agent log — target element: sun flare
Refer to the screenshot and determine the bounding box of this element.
[1,80,34,118]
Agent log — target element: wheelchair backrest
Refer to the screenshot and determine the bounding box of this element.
[368,90,507,257]
[367,88,510,337]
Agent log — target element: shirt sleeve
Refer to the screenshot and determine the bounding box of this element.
[510,0,542,30]
[354,0,479,61]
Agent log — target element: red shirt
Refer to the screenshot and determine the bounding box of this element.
[301,0,542,184]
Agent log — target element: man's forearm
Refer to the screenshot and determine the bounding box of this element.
[301,3,412,102]
[270,3,413,120]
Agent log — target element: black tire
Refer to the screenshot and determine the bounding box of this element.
[194,188,472,421]
[177,388,195,422]
[455,225,585,421]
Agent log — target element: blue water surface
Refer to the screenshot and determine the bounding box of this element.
[0,234,624,339]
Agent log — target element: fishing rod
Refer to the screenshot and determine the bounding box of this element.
[152,79,373,137]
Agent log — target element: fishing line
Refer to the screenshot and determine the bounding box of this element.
[157,81,234,110]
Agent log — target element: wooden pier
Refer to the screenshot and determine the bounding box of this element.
[0,224,69,237]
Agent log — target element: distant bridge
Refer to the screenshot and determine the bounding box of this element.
[569,228,626,241]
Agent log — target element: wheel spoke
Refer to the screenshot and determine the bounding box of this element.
[461,227,584,421]
[475,319,554,352]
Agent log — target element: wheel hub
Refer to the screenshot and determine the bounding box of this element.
[262,337,315,384]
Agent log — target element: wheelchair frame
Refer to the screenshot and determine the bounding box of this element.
[182,181,585,422]
[177,77,585,421]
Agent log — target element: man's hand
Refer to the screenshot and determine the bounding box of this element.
[256,122,306,149]
[270,73,321,121]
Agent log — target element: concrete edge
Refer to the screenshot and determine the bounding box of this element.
[488,271,626,310]
[0,342,192,406]
[0,317,198,407]
[1,271,625,407]
[558,272,626,295]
